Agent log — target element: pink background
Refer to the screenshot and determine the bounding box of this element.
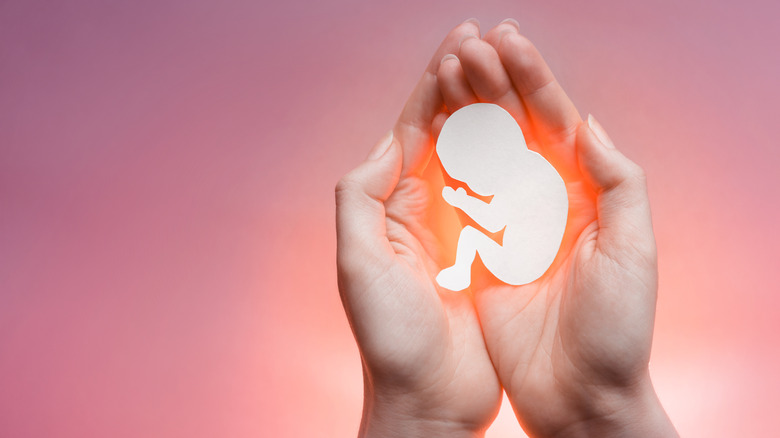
[2,1,778,436]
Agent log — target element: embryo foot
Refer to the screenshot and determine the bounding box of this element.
[436,265,471,292]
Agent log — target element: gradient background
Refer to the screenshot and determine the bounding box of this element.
[1,0,778,436]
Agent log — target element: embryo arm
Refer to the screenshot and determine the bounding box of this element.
[442,186,506,233]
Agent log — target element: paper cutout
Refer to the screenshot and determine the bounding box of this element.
[435,103,568,291]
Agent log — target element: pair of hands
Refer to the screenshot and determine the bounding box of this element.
[336,19,677,437]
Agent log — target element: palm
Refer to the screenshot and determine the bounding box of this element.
[474,170,655,433]
[366,173,501,424]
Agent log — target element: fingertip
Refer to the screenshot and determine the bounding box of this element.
[458,36,515,102]
[459,33,479,50]
[484,19,520,48]
[496,30,536,48]
[576,121,643,193]
[368,134,403,199]
[497,31,581,168]
[440,53,458,66]
[403,20,482,179]
[366,130,394,160]
[424,20,479,75]
[499,18,520,31]
[336,135,402,270]
[458,33,486,57]
[437,54,478,113]
[496,32,539,74]
[437,54,458,82]
[384,132,403,164]
[575,121,655,261]
[587,114,616,149]
[575,121,606,188]
[454,20,480,46]
[454,18,480,38]
[463,17,481,29]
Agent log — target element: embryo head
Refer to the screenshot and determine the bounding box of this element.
[436,103,528,196]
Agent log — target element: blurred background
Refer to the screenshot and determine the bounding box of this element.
[2,0,778,436]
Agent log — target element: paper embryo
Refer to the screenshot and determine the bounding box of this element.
[435,103,568,291]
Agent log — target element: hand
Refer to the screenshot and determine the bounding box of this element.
[442,186,467,208]
[436,21,678,437]
[335,20,501,437]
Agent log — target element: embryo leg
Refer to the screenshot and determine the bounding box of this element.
[436,226,502,291]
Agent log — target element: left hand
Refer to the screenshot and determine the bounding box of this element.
[336,20,501,438]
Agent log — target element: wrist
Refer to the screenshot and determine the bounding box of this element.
[549,373,678,438]
[359,383,486,438]
[359,410,484,438]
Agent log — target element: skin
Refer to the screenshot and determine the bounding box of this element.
[336,20,502,437]
[438,21,679,437]
[336,19,679,437]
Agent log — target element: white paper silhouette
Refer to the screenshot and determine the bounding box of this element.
[435,103,568,291]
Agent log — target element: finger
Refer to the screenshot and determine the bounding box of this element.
[576,115,656,263]
[395,19,480,178]
[458,36,530,133]
[495,32,582,171]
[437,54,478,112]
[432,111,448,140]
[336,131,402,270]
[482,18,520,51]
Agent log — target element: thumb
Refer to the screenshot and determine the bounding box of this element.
[335,130,402,273]
[576,115,656,262]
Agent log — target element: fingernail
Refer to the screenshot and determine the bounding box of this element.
[587,114,616,149]
[440,53,458,65]
[463,17,480,27]
[500,18,520,31]
[367,130,394,160]
[459,33,477,49]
